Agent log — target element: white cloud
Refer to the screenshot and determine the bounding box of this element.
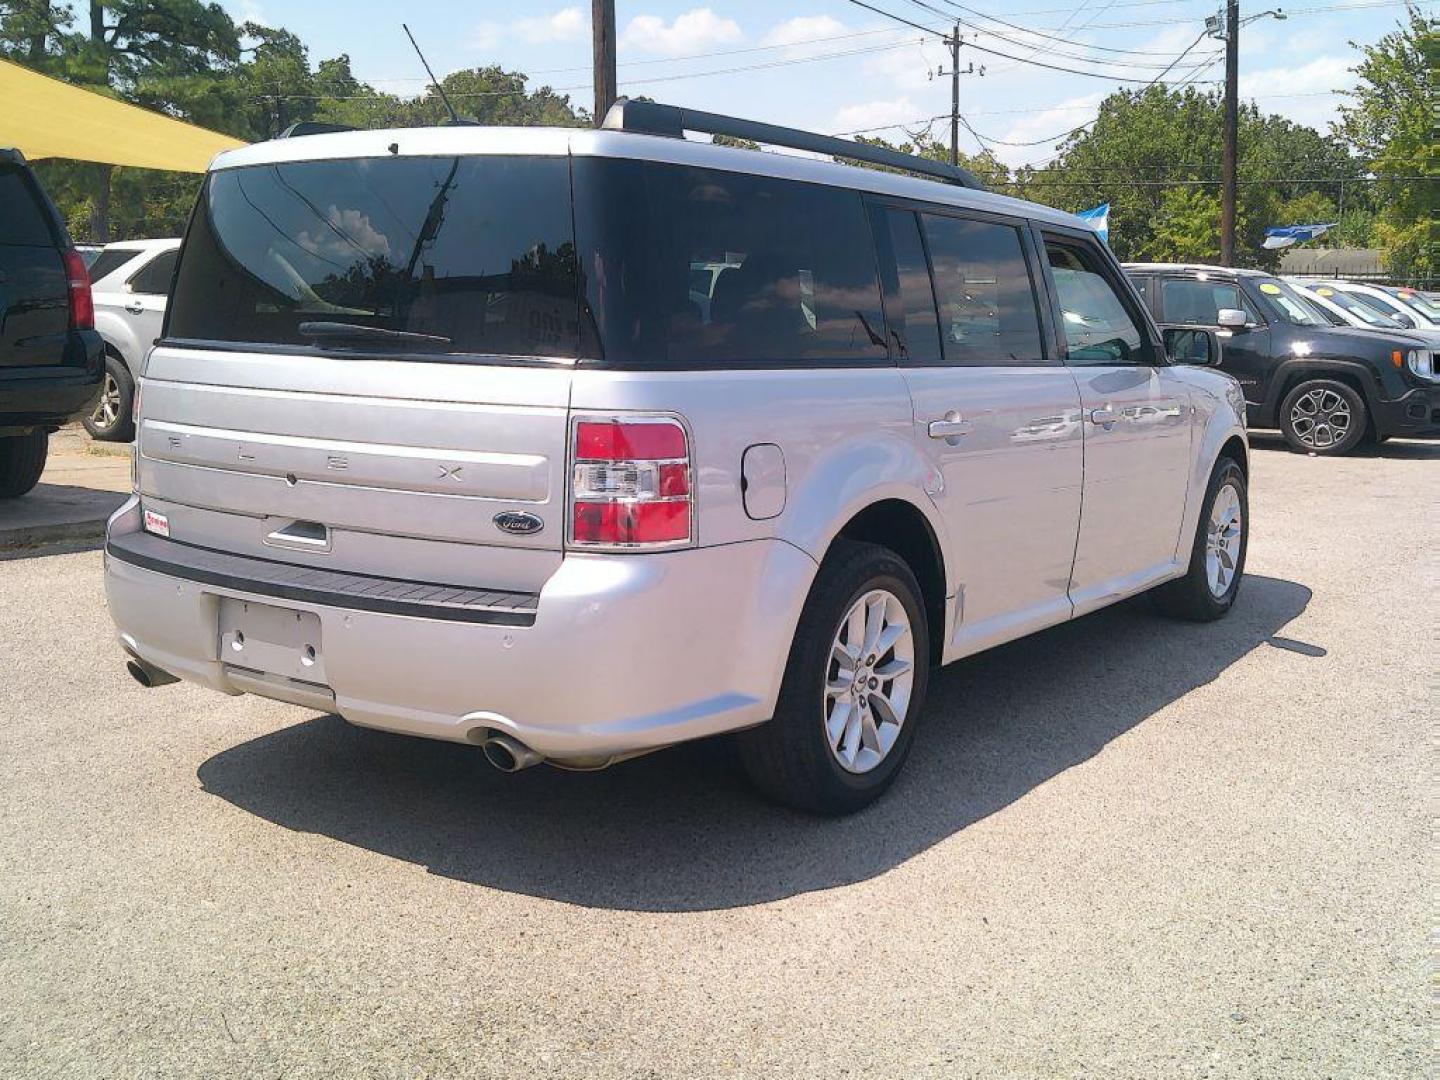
[621,9,743,56]
[831,97,921,135]
[760,15,849,49]
[1238,55,1357,132]
[990,92,1107,168]
[863,39,946,93]
[513,7,587,44]
[470,21,502,51]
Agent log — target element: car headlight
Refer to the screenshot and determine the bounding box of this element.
[1407,349,1436,380]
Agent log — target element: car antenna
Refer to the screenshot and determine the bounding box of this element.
[402,23,467,125]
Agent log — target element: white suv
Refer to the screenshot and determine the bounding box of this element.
[104,102,1248,813]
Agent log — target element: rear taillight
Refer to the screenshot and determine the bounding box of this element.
[570,417,693,549]
[61,248,94,330]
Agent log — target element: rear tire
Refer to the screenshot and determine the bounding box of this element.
[1152,455,1247,622]
[738,539,931,815]
[1278,378,1366,455]
[82,354,135,442]
[0,429,48,499]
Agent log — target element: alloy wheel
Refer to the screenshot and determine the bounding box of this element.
[824,589,915,774]
[90,372,122,431]
[1205,482,1243,599]
[1289,387,1352,449]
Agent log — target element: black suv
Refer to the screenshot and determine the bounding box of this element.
[1,149,104,497]
[1125,263,1439,455]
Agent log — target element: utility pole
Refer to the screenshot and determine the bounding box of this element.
[949,23,960,166]
[1219,0,1239,266]
[592,0,617,127]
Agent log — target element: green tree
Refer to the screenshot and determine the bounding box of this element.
[1010,85,1366,266]
[847,133,1011,189]
[1334,7,1437,281]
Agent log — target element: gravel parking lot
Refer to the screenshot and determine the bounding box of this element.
[1,436,1434,1079]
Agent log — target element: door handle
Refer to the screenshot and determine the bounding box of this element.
[125,302,144,315]
[1089,406,1118,426]
[927,412,973,440]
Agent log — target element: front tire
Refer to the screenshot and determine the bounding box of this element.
[1278,378,1366,455]
[0,429,49,499]
[82,354,135,442]
[1153,455,1247,621]
[738,539,931,815]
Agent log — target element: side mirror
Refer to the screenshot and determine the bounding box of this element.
[1216,308,1248,328]
[1164,326,1221,366]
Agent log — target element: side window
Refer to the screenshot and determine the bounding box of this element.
[0,165,56,247]
[86,248,139,286]
[1160,277,1242,325]
[1045,241,1151,366]
[922,214,1045,365]
[883,209,942,364]
[127,249,179,297]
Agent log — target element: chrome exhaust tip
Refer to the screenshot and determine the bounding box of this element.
[481,733,543,773]
[126,658,179,689]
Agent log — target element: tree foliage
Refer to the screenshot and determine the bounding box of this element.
[1334,7,1437,278]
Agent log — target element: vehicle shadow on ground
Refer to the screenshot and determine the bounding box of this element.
[1247,432,1440,459]
[197,574,1312,912]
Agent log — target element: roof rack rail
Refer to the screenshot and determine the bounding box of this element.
[277,121,356,139]
[601,98,985,191]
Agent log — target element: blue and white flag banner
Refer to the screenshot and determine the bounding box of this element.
[1075,203,1110,244]
[1263,223,1338,250]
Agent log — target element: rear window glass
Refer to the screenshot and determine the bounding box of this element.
[0,166,55,247]
[575,159,887,367]
[128,248,178,296]
[88,249,140,285]
[167,155,578,358]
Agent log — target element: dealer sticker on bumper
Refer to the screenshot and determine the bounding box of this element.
[142,508,170,538]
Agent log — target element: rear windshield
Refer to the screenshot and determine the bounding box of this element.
[0,164,56,248]
[167,155,579,358]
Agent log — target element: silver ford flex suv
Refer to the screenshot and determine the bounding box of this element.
[104,101,1249,814]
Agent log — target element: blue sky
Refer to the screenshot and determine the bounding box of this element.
[220,0,1416,167]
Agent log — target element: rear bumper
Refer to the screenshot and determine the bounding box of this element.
[103,496,817,762]
[0,331,105,431]
[1372,386,1440,439]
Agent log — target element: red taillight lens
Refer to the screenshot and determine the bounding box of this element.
[570,418,692,548]
[61,248,94,330]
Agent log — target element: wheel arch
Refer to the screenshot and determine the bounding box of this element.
[1267,360,1380,424]
[827,497,948,665]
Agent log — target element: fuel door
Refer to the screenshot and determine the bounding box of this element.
[741,443,786,520]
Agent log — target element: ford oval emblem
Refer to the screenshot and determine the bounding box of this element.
[493,510,544,536]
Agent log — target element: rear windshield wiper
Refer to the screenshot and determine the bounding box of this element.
[298,321,453,348]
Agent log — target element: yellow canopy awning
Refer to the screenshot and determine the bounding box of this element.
[0,58,244,173]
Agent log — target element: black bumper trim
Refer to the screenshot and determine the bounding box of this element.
[107,531,539,627]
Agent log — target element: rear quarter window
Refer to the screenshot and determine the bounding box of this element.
[575,159,887,367]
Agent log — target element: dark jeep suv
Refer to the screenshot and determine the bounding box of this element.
[1,149,104,497]
[1126,263,1439,454]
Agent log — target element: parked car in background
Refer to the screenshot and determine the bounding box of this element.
[84,238,180,440]
[105,104,1249,814]
[1125,263,1439,453]
[0,148,104,498]
[76,244,104,268]
[1287,278,1440,348]
[1325,281,1440,333]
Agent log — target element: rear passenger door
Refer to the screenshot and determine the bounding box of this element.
[872,202,1083,659]
[1040,232,1193,613]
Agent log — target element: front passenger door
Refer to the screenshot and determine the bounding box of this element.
[1156,274,1272,407]
[1042,234,1194,615]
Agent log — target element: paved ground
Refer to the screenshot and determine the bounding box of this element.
[1,436,1434,1078]
[0,427,130,551]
